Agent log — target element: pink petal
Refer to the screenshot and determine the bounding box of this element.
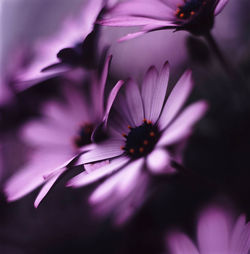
[67,156,129,188]
[34,167,67,208]
[4,148,73,201]
[99,16,174,27]
[92,55,113,119]
[158,101,208,146]
[89,158,143,204]
[150,62,170,122]
[214,0,229,15]
[141,66,159,121]
[103,80,124,125]
[21,119,72,147]
[84,160,110,173]
[147,148,172,174]
[75,139,124,166]
[197,207,231,254]
[167,232,199,254]
[125,79,144,126]
[158,70,193,130]
[230,215,250,254]
[106,0,173,19]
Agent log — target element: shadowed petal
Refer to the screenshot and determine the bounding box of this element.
[106,0,173,19]
[158,101,208,146]
[75,139,124,165]
[34,167,67,208]
[141,66,158,120]
[103,80,124,125]
[158,70,193,130]
[214,0,229,15]
[89,158,143,204]
[198,207,230,254]
[67,156,129,187]
[4,149,73,201]
[151,61,170,122]
[167,232,199,254]
[230,215,250,254]
[125,79,144,126]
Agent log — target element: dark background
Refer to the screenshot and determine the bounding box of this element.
[0,0,250,253]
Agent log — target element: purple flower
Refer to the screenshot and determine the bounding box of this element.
[16,0,107,90]
[4,56,123,207]
[166,205,250,254]
[99,0,229,41]
[67,62,208,224]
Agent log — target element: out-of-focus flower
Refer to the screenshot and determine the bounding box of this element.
[4,56,123,207]
[15,0,109,90]
[67,62,208,224]
[98,0,229,41]
[166,205,250,254]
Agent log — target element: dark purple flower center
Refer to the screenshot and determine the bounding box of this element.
[175,0,206,19]
[122,119,160,159]
[73,123,94,148]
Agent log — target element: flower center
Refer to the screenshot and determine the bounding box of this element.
[175,0,206,19]
[121,119,160,159]
[73,123,94,148]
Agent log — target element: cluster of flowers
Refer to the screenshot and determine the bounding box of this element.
[1,0,249,253]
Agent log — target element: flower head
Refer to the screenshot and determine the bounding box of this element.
[167,205,250,254]
[16,0,108,90]
[4,56,123,207]
[68,62,208,224]
[99,0,229,41]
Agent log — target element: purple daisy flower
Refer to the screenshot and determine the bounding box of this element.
[98,0,229,41]
[16,0,110,90]
[67,62,208,224]
[4,56,123,207]
[167,205,250,254]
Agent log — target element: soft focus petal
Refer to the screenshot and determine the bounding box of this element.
[230,215,250,254]
[4,149,73,201]
[147,148,172,174]
[158,101,208,146]
[167,232,199,254]
[158,70,193,130]
[67,156,129,188]
[197,207,231,254]
[214,0,229,15]
[106,0,173,19]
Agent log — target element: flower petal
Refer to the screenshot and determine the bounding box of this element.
[230,215,250,254]
[34,167,67,208]
[106,0,173,19]
[151,62,170,122]
[214,0,229,15]
[89,158,143,204]
[75,139,124,165]
[67,156,129,188]
[167,232,199,254]
[158,70,193,130]
[147,148,172,174]
[4,148,73,201]
[197,207,231,254]
[125,79,144,126]
[158,101,208,146]
[141,66,158,120]
[103,80,124,125]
